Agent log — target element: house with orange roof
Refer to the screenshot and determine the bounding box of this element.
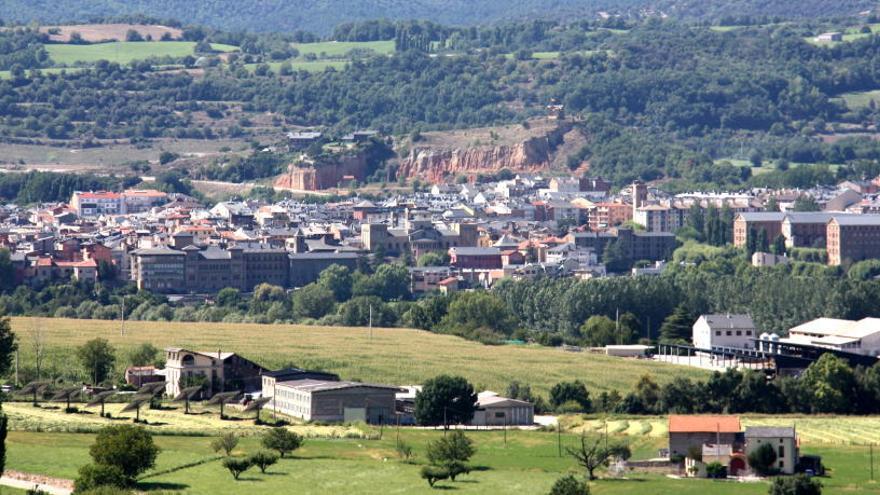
[668,415,742,459]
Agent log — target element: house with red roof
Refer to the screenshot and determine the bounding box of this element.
[668,415,742,459]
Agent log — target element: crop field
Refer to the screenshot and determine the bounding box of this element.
[291,40,395,58]
[39,24,183,43]
[6,429,880,494]
[563,415,880,446]
[45,41,238,66]
[9,317,706,396]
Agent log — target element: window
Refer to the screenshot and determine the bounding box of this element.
[778,446,784,458]
[494,412,506,418]
[715,331,721,336]
[726,331,732,336]
[736,331,742,336]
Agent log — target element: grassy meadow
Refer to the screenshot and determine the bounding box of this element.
[837,88,880,110]
[6,428,879,494]
[45,42,238,65]
[10,317,706,395]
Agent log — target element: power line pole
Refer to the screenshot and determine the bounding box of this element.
[369,304,373,341]
[557,421,562,457]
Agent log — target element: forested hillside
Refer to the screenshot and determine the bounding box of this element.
[1,0,875,34]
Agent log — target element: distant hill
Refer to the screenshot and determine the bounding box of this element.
[1,0,876,34]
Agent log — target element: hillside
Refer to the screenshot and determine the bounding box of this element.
[1,0,875,34]
[9,317,707,394]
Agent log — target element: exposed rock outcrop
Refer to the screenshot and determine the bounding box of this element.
[274,154,368,191]
[397,122,573,183]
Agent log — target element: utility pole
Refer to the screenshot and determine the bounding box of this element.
[13,350,18,387]
[871,444,875,482]
[120,296,125,336]
[557,421,562,457]
[369,304,373,341]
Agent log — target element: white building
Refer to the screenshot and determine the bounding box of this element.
[692,314,757,350]
[470,391,534,426]
[782,317,880,356]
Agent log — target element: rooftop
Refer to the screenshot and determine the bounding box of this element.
[668,415,741,433]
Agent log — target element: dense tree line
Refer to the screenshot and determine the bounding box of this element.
[0,28,50,70]
[0,171,137,203]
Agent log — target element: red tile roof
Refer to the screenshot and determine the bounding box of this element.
[668,415,741,433]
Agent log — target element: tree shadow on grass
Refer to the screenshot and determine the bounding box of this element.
[432,485,459,490]
[596,477,648,482]
[236,477,265,482]
[263,472,289,476]
[470,466,492,472]
[138,482,190,491]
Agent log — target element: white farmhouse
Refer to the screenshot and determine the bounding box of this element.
[692,314,757,351]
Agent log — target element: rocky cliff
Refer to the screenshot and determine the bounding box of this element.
[274,154,368,191]
[397,122,574,183]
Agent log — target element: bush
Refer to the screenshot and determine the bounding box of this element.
[420,465,450,487]
[769,474,822,495]
[78,487,133,495]
[706,461,727,479]
[74,463,127,493]
[211,432,239,456]
[222,457,253,480]
[446,460,471,481]
[88,425,159,483]
[396,441,414,461]
[426,430,476,466]
[249,450,279,473]
[262,428,303,458]
[548,475,590,495]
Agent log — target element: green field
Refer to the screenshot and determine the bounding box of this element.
[9,317,705,396]
[807,24,880,46]
[45,41,238,65]
[6,429,879,494]
[837,89,880,110]
[714,158,842,176]
[291,40,395,58]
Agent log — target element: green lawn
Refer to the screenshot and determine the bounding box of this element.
[6,430,879,494]
[836,89,880,110]
[45,41,238,65]
[714,158,842,176]
[291,40,395,58]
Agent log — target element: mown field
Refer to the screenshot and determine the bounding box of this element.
[563,415,880,446]
[9,317,706,395]
[45,41,238,65]
[837,88,880,110]
[6,429,879,494]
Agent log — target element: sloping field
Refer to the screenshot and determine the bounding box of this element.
[10,317,706,395]
[40,24,183,43]
[46,41,238,65]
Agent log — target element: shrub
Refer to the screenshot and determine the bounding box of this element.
[211,432,239,456]
[88,425,159,483]
[78,487,133,495]
[548,475,590,495]
[396,441,414,461]
[262,428,303,458]
[446,460,471,481]
[769,474,822,495]
[249,450,279,473]
[222,457,253,480]
[706,462,727,479]
[420,465,450,487]
[74,463,127,493]
[426,430,476,466]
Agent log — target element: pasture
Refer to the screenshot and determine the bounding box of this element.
[6,428,879,494]
[291,40,395,58]
[9,317,706,396]
[837,89,880,110]
[45,42,238,66]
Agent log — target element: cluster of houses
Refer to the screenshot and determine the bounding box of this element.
[7,173,880,295]
[127,348,535,427]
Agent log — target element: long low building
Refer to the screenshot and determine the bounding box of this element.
[782,317,880,356]
[265,379,400,424]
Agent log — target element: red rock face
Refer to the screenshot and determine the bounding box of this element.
[396,123,573,184]
[274,154,368,191]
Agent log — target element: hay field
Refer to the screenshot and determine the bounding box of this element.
[46,41,238,65]
[10,317,706,395]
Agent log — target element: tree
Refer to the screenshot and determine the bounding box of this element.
[770,234,787,256]
[417,252,447,267]
[77,338,116,385]
[0,413,6,475]
[127,343,161,367]
[659,305,695,344]
[602,238,631,272]
[769,474,822,495]
[89,425,159,483]
[748,443,778,476]
[261,428,303,458]
[766,197,780,212]
[223,457,252,480]
[216,288,242,307]
[125,29,144,42]
[317,264,353,302]
[548,475,590,495]
[801,354,857,413]
[755,228,769,253]
[211,432,239,456]
[437,291,517,339]
[355,263,410,301]
[426,430,475,478]
[566,433,631,480]
[414,375,477,426]
[292,283,335,319]
[792,196,820,212]
[549,381,591,412]
[248,450,279,473]
[0,316,16,381]
[74,463,127,493]
[420,465,450,487]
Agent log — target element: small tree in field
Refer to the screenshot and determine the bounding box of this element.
[211,432,239,456]
[420,465,450,487]
[249,450,279,473]
[89,425,159,484]
[223,457,252,480]
[567,433,630,480]
[262,428,303,458]
[548,474,590,495]
[426,430,476,467]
